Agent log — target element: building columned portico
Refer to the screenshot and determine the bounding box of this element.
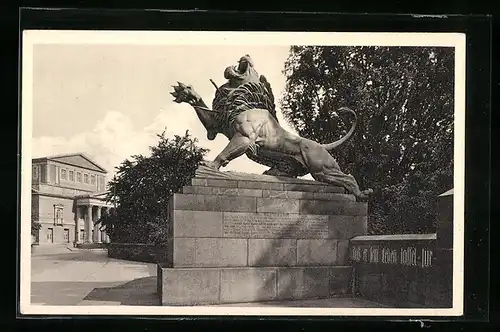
[74,193,115,244]
[31,153,115,245]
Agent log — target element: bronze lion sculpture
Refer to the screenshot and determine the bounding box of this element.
[170,55,373,201]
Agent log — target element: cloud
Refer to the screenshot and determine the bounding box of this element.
[33,111,152,175]
[31,109,271,179]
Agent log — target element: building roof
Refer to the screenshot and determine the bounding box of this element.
[33,153,108,174]
[74,191,109,199]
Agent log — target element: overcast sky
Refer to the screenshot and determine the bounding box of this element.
[31,44,307,179]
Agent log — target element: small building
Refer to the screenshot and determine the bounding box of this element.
[31,153,115,245]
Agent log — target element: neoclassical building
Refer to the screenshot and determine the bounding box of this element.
[31,153,115,245]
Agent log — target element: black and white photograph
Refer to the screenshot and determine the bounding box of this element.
[20,30,465,316]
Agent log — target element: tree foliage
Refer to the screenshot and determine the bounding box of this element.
[31,220,41,236]
[98,130,209,243]
[281,46,454,234]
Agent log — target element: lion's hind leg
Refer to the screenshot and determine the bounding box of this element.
[311,168,372,202]
[299,140,372,201]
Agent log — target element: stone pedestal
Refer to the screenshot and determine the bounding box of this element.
[158,166,368,306]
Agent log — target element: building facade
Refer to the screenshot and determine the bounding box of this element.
[31,153,115,245]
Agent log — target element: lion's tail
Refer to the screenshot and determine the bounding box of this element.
[321,107,357,151]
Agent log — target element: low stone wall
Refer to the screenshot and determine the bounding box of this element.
[75,242,108,249]
[108,243,171,264]
[349,234,452,308]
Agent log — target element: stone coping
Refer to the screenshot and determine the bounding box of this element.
[170,193,367,215]
[182,185,352,200]
[108,243,169,247]
[351,233,437,241]
[195,165,340,187]
[438,188,453,197]
[190,178,346,193]
[75,243,109,249]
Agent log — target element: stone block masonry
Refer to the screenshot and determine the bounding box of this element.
[172,210,367,241]
[158,266,353,306]
[168,211,366,268]
[158,167,368,305]
[170,237,351,268]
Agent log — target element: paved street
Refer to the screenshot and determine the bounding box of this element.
[30,246,386,308]
[31,246,158,306]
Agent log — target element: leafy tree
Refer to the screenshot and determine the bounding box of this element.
[281,46,454,234]
[31,220,41,237]
[98,130,209,244]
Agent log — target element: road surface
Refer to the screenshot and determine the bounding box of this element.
[30,246,158,306]
[29,245,387,308]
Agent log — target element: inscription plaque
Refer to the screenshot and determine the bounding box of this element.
[223,212,329,239]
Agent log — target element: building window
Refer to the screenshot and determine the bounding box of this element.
[32,166,39,180]
[69,170,74,181]
[61,169,67,180]
[91,175,96,185]
[84,173,89,184]
[76,172,82,182]
[54,205,64,225]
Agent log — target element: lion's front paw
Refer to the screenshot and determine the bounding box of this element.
[201,160,220,170]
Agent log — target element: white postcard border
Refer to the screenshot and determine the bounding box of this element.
[20,30,466,316]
